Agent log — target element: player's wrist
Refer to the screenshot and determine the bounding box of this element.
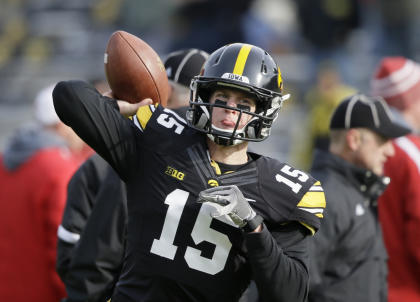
[243,215,263,233]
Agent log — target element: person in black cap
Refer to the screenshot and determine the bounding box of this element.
[164,48,209,109]
[56,48,208,302]
[307,93,411,302]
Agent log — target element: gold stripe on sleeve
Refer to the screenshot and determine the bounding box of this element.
[297,191,326,209]
[136,105,153,130]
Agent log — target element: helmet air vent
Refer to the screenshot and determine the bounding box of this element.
[261,62,267,74]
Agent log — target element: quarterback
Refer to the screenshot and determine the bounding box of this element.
[53,43,326,301]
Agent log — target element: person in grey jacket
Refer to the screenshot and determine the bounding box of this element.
[308,94,411,302]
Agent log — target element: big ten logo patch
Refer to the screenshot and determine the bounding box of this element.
[165,166,185,181]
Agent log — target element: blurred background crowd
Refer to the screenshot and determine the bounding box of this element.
[1,0,420,168]
[1,1,420,301]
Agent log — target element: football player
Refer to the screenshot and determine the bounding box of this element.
[53,43,326,302]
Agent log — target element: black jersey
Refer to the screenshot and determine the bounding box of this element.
[53,81,326,302]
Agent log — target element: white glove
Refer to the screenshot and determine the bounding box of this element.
[197,185,262,231]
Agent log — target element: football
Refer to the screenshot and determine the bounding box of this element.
[104,30,169,106]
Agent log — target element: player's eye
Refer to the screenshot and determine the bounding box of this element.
[214,99,227,106]
[237,104,251,112]
[214,99,251,112]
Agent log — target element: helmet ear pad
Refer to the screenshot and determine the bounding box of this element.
[243,108,279,140]
[245,119,257,139]
[247,116,268,139]
[194,105,210,129]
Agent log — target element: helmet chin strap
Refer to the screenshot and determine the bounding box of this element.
[207,124,245,146]
[207,133,244,146]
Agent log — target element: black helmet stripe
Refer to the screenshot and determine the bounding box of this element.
[232,44,252,75]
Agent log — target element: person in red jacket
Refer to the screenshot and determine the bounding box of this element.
[371,56,420,302]
[0,84,88,302]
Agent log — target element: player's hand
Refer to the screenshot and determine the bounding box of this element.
[102,90,153,116]
[197,185,263,232]
[117,98,153,117]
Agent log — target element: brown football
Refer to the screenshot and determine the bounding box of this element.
[104,30,169,106]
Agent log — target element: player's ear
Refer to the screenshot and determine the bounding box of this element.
[346,128,362,151]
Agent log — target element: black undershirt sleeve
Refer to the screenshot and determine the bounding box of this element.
[245,222,310,302]
[53,80,139,181]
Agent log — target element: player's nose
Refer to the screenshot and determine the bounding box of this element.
[224,99,239,113]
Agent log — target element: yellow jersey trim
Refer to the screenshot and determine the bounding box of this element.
[210,160,221,175]
[298,191,326,208]
[136,105,153,130]
[300,221,316,235]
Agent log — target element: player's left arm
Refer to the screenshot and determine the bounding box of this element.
[197,186,312,301]
[245,221,311,302]
[198,163,325,301]
[246,167,325,302]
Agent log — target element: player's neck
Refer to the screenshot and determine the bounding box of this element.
[207,138,249,165]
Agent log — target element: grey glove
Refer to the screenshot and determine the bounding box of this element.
[197,185,263,232]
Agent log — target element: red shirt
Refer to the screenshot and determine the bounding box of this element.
[0,148,80,302]
[379,135,420,302]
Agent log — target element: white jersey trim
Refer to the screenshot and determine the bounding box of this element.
[300,208,324,214]
[133,115,143,131]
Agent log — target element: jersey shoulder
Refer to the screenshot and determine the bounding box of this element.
[130,104,196,149]
[256,157,325,235]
